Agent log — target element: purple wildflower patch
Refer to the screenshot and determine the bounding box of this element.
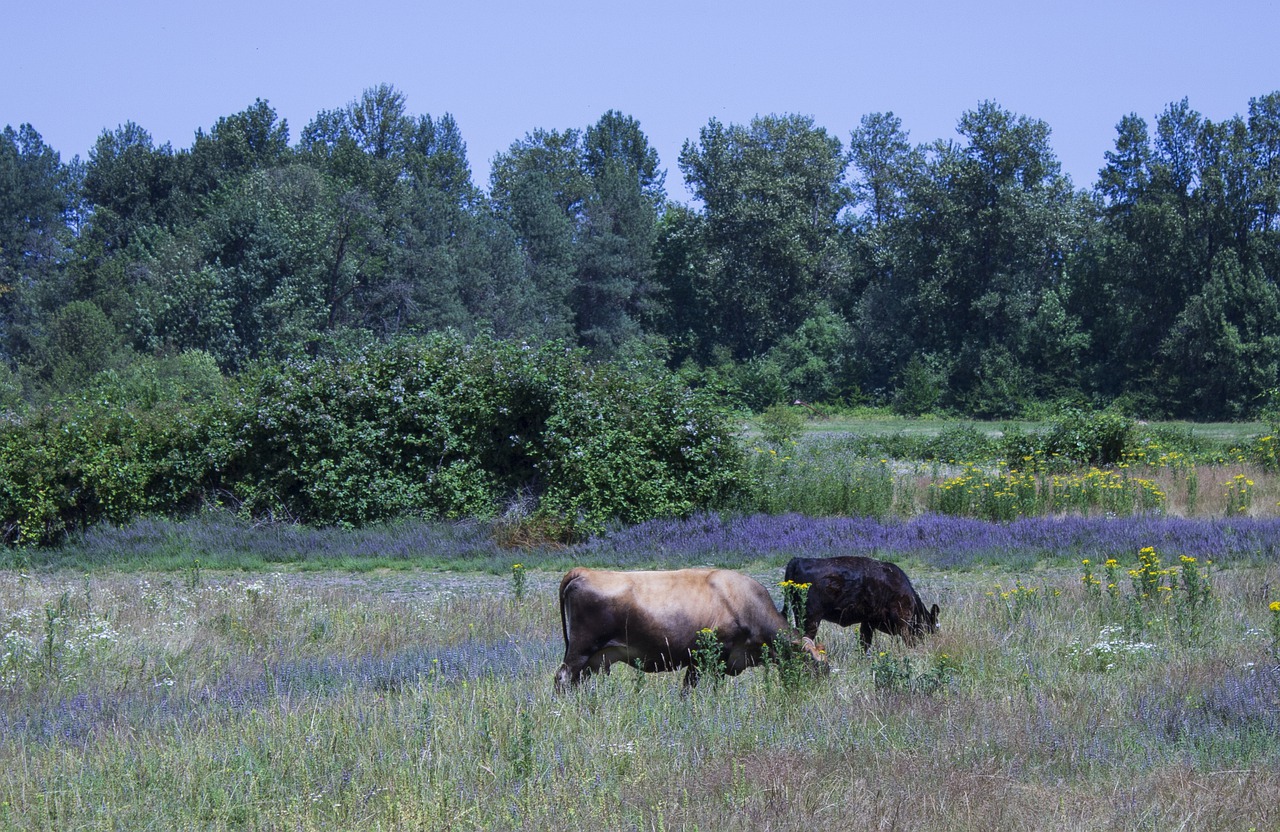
[576,513,1280,568]
[0,637,559,746]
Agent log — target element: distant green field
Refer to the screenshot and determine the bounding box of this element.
[749,414,1267,445]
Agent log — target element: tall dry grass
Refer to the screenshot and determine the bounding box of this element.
[3,555,1279,831]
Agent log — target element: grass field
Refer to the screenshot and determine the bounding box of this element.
[4,541,1280,831]
[5,415,1280,829]
[745,411,1268,445]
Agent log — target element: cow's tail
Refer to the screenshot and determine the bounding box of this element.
[558,568,584,649]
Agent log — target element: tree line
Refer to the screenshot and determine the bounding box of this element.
[3,84,1280,419]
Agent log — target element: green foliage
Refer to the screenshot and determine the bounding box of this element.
[757,403,804,447]
[760,634,818,693]
[0,363,23,414]
[892,354,946,416]
[226,334,536,525]
[729,355,787,412]
[746,443,899,518]
[1042,408,1135,466]
[677,114,849,360]
[1079,546,1215,647]
[534,358,744,534]
[42,301,127,392]
[778,579,811,627]
[870,650,956,694]
[690,627,726,687]
[1159,250,1280,419]
[765,306,856,404]
[509,562,526,600]
[0,370,236,545]
[1,332,744,544]
[13,88,1280,436]
[927,423,997,463]
[929,464,1165,521]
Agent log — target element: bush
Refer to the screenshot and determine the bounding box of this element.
[1,333,746,544]
[925,423,997,463]
[535,360,744,534]
[1043,409,1134,466]
[0,383,235,545]
[223,334,556,525]
[757,403,805,447]
[892,355,945,416]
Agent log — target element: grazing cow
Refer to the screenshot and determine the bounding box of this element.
[554,567,827,692]
[783,556,939,651]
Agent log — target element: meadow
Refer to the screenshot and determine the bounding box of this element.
[4,512,1280,831]
[5,413,1280,830]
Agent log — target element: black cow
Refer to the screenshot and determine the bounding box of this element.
[782,556,939,651]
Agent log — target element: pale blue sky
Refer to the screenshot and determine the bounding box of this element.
[4,0,1278,201]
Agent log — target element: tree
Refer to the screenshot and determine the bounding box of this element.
[847,102,1086,413]
[1096,113,1152,209]
[573,111,666,357]
[80,122,189,254]
[764,303,855,404]
[650,202,710,363]
[406,113,478,206]
[298,84,415,216]
[1249,91,1280,281]
[1160,250,1280,418]
[384,119,545,341]
[1251,92,1280,232]
[488,128,586,342]
[1077,109,1192,406]
[1077,95,1280,413]
[1153,98,1202,204]
[123,164,384,369]
[189,99,291,193]
[848,112,922,228]
[676,114,850,359]
[43,300,126,391]
[0,124,76,366]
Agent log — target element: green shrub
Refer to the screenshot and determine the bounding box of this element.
[744,440,899,517]
[0,386,235,545]
[534,359,744,534]
[2,333,746,544]
[1043,408,1134,466]
[757,403,804,447]
[224,334,550,525]
[892,354,946,416]
[925,423,996,463]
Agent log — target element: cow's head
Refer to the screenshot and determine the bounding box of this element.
[799,636,831,675]
[909,603,941,641]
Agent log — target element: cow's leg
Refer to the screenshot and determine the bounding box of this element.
[895,603,918,647]
[802,607,822,642]
[859,622,875,653]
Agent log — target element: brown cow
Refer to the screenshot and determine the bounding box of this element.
[554,567,827,692]
[783,556,939,651]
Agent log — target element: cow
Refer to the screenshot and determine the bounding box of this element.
[782,556,939,652]
[554,567,828,692]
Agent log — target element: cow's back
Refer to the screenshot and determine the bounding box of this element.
[555,567,799,691]
[784,555,929,646]
[561,567,778,636]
